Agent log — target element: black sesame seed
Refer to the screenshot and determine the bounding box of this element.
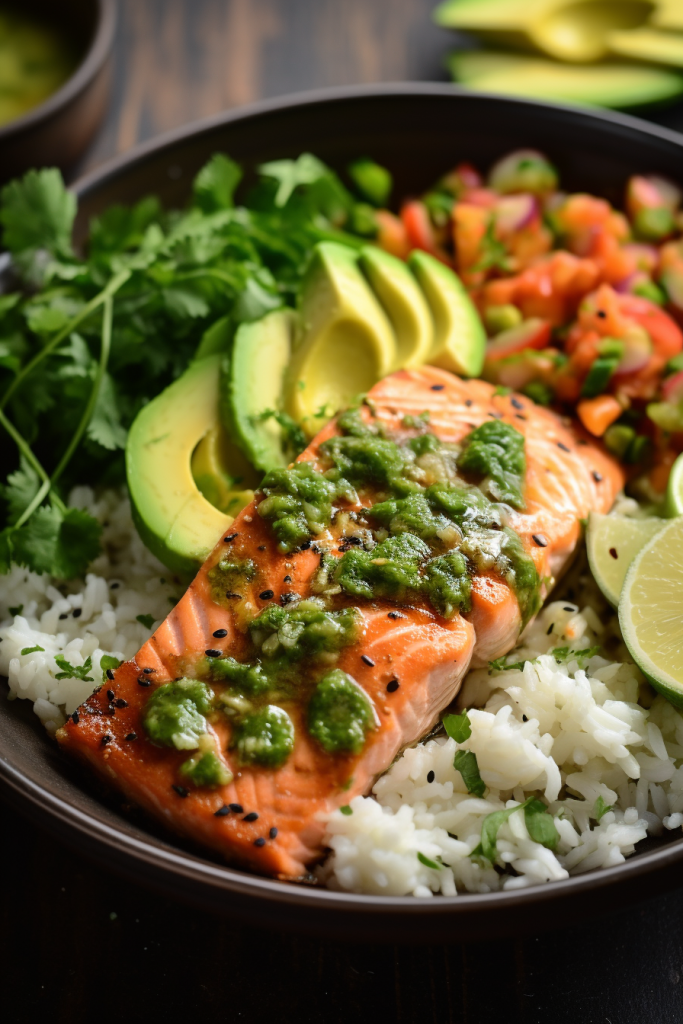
[59,613,68,620]
[387,611,403,620]
[609,547,618,560]
[110,582,120,589]
[205,649,221,658]
[431,384,445,391]
[213,628,228,638]
[106,669,115,681]
[106,689,115,701]
[592,470,603,483]
[214,805,230,817]
[522,715,528,722]
[547,623,554,635]
[515,414,527,421]
[72,608,82,618]
[283,575,292,583]
[557,442,570,452]
[172,785,189,797]
[259,590,275,601]
[125,732,137,741]
[143,667,154,674]
[71,711,79,724]
[300,540,312,551]
[386,679,399,693]
[511,398,524,410]
[224,533,238,543]
[229,803,243,814]
[101,734,112,745]
[532,534,548,547]
[596,310,607,319]
[258,545,266,551]
[253,837,266,848]
[427,770,435,783]
[137,677,151,686]
[563,606,575,612]
[115,698,128,708]
[269,827,278,839]
[465,399,473,407]
[361,654,375,667]
[243,812,259,822]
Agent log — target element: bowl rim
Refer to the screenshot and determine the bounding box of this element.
[0,0,116,142]
[5,82,683,930]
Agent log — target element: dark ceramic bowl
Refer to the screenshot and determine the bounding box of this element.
[3,85,683,942]
[0,0,115,183]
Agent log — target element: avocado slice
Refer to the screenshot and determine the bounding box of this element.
[359,245,434,370]
[191,424,258,515]
[408,251,485,378]
[220,307,299,472]
[608,28,683,68]
[447,51,683,109]
[127,355,256,575]
[286,242,397,437]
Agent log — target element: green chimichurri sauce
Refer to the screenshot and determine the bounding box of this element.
[142,679,214,750]
[233,704,295,768]
[307,669,375,754]
[207,557,257,603]
[180,749,232,787]
[258,462,356,552]
[456,419,526,510]
[0,10,77,128]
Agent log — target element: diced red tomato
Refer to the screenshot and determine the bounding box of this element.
[375,210,410,260]
[400,200,451,265]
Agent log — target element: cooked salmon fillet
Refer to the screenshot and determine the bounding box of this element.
[58,367,623,879]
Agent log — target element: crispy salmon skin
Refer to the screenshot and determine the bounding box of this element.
[58,368,623,879]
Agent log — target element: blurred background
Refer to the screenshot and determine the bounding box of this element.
[78,0,683,174]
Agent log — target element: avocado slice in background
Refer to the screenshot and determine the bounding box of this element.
[607,28,683,68]
[221,307,299,472]
[286,242,397,437]
[447,50,683,108]
[408,251,486,378]
[127,355,254,575]
[359,245,434,370]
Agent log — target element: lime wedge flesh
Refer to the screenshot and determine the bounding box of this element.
[587,512,666,608]
[619,516,683,708]
[665,451,683,517]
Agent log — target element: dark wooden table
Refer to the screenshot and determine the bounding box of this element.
[4,2,683,1021]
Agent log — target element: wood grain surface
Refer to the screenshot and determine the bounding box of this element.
[4,2,683,1022]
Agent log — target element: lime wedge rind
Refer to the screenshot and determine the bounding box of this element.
[665,451,683,518]
[587,511,666,609]
[619,516,683,709]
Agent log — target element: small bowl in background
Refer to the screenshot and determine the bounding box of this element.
[0,0,116,184]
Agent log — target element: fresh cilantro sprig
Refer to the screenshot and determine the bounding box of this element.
[0,154,374,579]
[472,797,559,863]
[54,654,94,682]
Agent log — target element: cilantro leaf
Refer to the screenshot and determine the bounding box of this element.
[21,645,44,655]
[255,408,307,458]
[339,805,353,816]
[489,655,530,673]
[417,852,442,870]
[443,710,472,743]
[552,646,601,664]
[0,168,75,258]
[259,153,332,207]
[136,613,155,630]
[524,798,560,850]
[12,505,101,578]
[3,456,41,526]
[54,654,93,682]
[193,154,242,212]
[86,372,127,451]
[593,795,613,822]
[8,604,23,616]
[453,749,486,797]
[100,653,122,681]
[473,797,558,863]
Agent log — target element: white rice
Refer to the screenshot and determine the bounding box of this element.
[0,488,183,734]
[2,488,680,898]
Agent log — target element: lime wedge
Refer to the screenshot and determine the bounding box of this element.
[665,451,683,517]
[587,512,665,608]
[619,516,683,707]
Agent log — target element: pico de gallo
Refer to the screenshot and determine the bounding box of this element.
[373,149,683,500]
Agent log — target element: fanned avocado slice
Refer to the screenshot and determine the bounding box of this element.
[285,242,397,438]
[359,245,434,370]
[608,28,683,68]
[127,355,257,576]
[408,251,485,378]
[220,307,299,472]
[447,50,683,109]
